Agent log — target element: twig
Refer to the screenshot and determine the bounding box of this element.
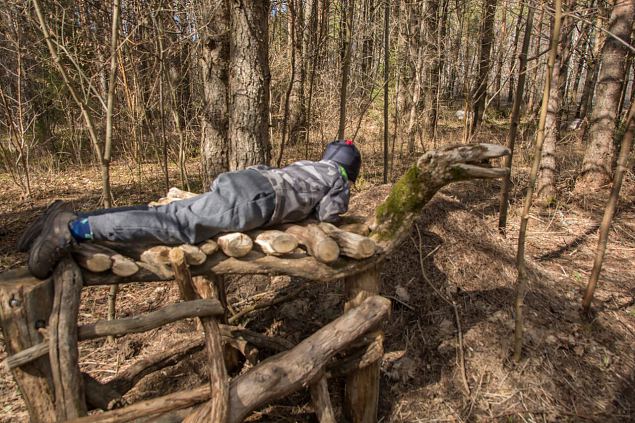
[412,225,471,397]
[383,295,415,311]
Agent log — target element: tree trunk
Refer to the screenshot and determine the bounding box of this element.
[337,0,353,139]
[470,0,497,134]
[228,0,271,169]
[536,10,569,204]
[406,1,425,153]
[288,0,307,146]
[200,0,230,184]
[576,0,635,191]
[582,102,635,313]
[423,0,440,144]
[498,3,535,233]
[514,0,562,361]
[577,4,608,120]
[507,0,526,104]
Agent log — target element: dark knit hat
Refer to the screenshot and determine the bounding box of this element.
[322,139,362,182]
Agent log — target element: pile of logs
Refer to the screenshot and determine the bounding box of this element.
[71,188,378,280]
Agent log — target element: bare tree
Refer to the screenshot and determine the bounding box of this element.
[582,102,635,313]
[514,0,562,362]
[470,0,497,134]
[499,3,535,233]
[536,8,572,204]
[337,0,354,140]
[287,0,307,146]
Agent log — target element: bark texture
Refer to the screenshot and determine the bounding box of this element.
[577,0,635,190]
[199,0,230,184]
[228,0,271,169]
[470,0,497,133]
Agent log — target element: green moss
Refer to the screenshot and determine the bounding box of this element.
[374,165,427,240]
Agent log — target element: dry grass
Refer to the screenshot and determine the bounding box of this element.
[0,122,633,422]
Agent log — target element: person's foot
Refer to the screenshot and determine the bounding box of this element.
[28,211,77,279]
[17,200,74,252]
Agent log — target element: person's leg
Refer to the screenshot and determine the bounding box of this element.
[87,169,276,245]
[17,200,74,252]
[77,204,150,218]
[28,169,276,278]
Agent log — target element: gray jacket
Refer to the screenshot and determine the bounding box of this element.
[250,160,350,225]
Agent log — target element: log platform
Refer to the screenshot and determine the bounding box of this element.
[0,144,509,422]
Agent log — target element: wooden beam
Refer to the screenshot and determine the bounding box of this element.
[0,269,56,422]
[169,249,229,422]
[49,258,87,419]
[107,338,204,395]
[310,376,337,423]
[3,322,292,379]
[225,295,390,422]
[319,222,376,259]
[284,224,340,263]
[82,251,380,285]
[78,299,224,340]
[68,385,211,423]
[344,266,384,423]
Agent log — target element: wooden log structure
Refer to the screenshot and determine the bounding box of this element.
[48,258,86,420]
[252,230,298,255]
[0,144,510,423]
[284,223,340,263]
[169,248,229,422]
[64,295,390,423]
[0,268,56,422]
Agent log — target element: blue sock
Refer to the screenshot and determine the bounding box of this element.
[69,218,93,242]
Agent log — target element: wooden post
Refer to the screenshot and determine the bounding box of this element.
[344,266,384,423]
[0,268,56,422]
[49,258,87,419]
[310,376,337,423]
[169,248,229,422]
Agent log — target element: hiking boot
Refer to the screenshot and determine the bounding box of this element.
[28,210,77,279]
[17,200,74,252]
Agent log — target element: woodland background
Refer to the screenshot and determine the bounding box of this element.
[1,0,634,421]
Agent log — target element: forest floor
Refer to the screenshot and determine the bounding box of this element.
[0,126,634,422]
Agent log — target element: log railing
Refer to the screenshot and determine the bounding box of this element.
[0,256,390,423]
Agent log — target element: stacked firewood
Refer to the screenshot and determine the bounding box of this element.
[71,188,377,278]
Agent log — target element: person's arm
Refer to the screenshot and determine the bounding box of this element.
[315,179,350,223]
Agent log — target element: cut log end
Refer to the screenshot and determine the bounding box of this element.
[254,230,298,256]
[217,233,253,258]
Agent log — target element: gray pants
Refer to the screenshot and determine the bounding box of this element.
[83,169,276,245]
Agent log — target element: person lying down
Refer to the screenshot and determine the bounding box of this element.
[19,140,362,279]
